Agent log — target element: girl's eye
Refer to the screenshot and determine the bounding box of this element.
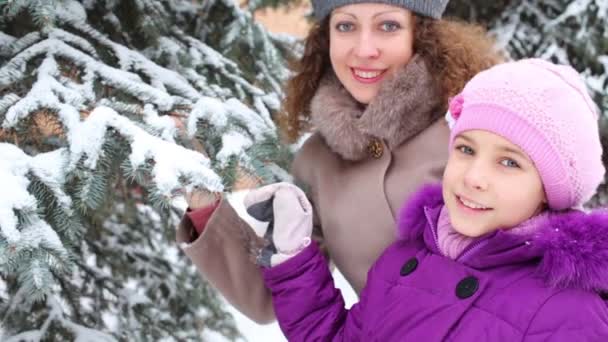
[380,21,401,32]
[500,159,520,168]
[456,145,474,155]
[335,22,354,32]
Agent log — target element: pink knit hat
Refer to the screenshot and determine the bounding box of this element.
[448,59,604,210]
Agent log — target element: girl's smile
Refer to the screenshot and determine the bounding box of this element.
[455,194,492,212]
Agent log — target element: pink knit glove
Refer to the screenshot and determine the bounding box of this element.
[244,182,313,267]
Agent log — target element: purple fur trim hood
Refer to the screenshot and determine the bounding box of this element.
[398,184,608,292]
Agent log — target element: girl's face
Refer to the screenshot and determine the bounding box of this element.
[329,3,415,104]
[442,130,547,238]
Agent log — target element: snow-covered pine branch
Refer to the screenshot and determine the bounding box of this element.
[0,0,298,340]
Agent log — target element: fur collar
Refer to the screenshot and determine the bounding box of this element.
[309,55,443,161]
[398,184,608,292]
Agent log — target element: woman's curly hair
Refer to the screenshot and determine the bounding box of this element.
[278,16,505,143]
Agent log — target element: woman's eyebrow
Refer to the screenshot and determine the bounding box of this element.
[331,11,357,19]
[332,9,406,20]
[373,10,407,18]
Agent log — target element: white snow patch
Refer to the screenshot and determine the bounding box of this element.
[217,131,253,166]
[0,32,16,46]
[56,0,88,23]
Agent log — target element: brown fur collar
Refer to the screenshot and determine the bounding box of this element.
[310,55,444,161]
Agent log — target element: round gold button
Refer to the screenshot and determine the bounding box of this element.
[367,138,384,159]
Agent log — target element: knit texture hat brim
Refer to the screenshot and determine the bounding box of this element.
[312,0,449,20]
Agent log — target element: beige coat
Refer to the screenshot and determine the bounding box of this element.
[176,56,450,323]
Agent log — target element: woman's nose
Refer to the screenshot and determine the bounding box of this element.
[353,31,380,59]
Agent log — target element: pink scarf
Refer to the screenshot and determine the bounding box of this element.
[437,205,547,259]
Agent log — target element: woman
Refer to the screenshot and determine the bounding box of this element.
[177,0,503,324]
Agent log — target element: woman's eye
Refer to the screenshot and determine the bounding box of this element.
[457,145,474,155]
[500,159,520,168]
[335,22,354,32]
[380,21,400,32]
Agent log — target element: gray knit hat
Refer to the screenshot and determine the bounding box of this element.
[312,0,450,20]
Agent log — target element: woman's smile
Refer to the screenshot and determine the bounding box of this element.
[350,67,387,83]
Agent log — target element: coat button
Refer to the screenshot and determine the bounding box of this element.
[400,257,418,276]
[367,138,384,159]
[456,276,479,299]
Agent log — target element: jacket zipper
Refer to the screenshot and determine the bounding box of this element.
[424,205,492,262]
[424,207,442,255]
[456,238,491,263]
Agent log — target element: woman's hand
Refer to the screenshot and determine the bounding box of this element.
[244,182,313,267]
[185,187,221,210]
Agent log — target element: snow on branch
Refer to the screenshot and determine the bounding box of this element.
[0,31,17,51]
[76,106,224,194]
[3,296,117,342]
[0,143,68,251]
[0,2,282,276]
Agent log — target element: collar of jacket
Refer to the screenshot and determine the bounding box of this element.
[309,54,444,161]
[398,184,608,293]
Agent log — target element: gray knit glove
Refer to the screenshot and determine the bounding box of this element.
[244,183,313,267]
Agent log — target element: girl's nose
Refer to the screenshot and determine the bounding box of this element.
[463,162,489,191]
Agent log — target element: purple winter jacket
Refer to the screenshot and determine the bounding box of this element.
[262,184,608,341]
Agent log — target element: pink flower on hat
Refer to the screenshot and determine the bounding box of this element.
[448,95,465,120]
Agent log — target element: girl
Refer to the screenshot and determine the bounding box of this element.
[245,59,608,340]
[177,0,502,323]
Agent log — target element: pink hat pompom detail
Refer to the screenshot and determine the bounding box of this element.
[448,94,464,120]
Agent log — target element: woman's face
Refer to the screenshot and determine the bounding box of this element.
[329,3,415,104]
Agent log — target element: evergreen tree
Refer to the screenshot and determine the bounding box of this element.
[0,0,296,340]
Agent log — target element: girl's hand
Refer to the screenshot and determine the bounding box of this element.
[244,182,313,267]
